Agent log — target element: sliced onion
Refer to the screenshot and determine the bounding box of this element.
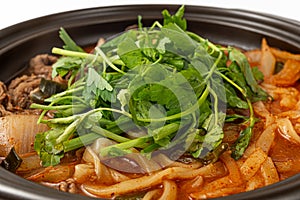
[255,123,276,154]
[260,38,276,78]
[244,49,261,67]
[26,164,75,183]
[260,157,279,186]
[276,118,300,144]
[270,47,300,62]
[17,152,41,173]
[73,163,95,184]
[268,59,300,86]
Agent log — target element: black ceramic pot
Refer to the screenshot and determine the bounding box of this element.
[0,5,300,200]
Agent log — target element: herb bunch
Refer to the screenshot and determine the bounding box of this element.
[31,5,268,167]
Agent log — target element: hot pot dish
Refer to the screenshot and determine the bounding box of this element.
[1,5,300,200]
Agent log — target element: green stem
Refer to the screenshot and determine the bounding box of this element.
[44,86,84,102]
[52,47,125,73]
[100,136,152,156]
[150,21,163,30]
[48,95,88,106]
[217,71,254,122]
[187,31,220,52]
[30,104,86,111]
[33,95,87,124]
[63,133,101,152]
[56,118,81,144]
[90,107,132,119]
[152,123,180,141]
[67,72,76,88]
[208,86,220,127]
[52,47,96,59]
[204,51,223,83]
[91,126,130,143]
[46,115,80,124]
[217,71,247,97]
[246,98,255,127]
[141,143,161,154]
[30,102,85,124]
[94,47,125,74]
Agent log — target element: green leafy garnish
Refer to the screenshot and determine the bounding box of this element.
[59,27,84,52]
[82,67,116,107]
[31,5,268,166]
[162,5,187,31]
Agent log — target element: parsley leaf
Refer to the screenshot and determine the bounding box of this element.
[59,27,84,52]
[83,68,116,107]
[162,5,187,31]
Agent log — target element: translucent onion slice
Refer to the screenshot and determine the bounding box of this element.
[260,38,276,78]
[277,118,300,144]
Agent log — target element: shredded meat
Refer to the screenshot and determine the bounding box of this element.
[0,82,12,117]
[0,82,7,103]
[7,74,40,110]
[28,54,57,79]
[0,54,63,114]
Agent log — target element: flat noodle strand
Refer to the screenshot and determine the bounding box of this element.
[191,152,244,198]
[83,166,206,198]
[240,148,267,180]
[142,189,161,200]
[158,180,177,200]
[260,157,279,185]
[255,123,277,154]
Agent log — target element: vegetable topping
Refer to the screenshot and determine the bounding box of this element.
[31,5,268,167]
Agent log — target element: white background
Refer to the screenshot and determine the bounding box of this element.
[1,0,300,30]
